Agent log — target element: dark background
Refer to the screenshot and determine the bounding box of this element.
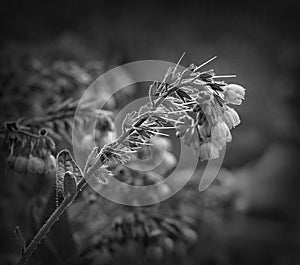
[1,0,299,165]
[0,0,300,265]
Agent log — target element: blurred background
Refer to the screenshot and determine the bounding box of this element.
[0,0,299,265]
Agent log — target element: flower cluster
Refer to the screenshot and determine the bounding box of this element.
[178,82,245,160]
[92,57,245,167]
[3,124,56,175]
[163,62,246,161]
[92,211,198,261]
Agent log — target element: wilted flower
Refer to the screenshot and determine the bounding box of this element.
[211,121,232,149]
[198,142,219,161]
[223,106,241,129]
[223,84,245,105]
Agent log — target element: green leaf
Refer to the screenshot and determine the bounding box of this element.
[56,149,83,206]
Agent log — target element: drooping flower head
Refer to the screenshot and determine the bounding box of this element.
[170,61,245,161]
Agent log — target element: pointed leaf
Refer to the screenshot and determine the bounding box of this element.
[176,89,192,101]
[161,99,180,111]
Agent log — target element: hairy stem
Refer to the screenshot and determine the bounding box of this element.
[17,78,182,265]
[17,159,101,265]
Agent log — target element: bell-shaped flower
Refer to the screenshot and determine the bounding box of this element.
[223,106,241,129]
[223,84,245,105]
[211,121,232,149]
[198,142,219,161]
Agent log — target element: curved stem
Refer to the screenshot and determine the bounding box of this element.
[17,161,100,265]
[17,75,185,265]
[17,195,75,265]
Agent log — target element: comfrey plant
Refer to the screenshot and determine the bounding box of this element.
[1,56,245,265]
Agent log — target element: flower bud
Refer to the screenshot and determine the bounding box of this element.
[163,237,175,252]
[199,142,219,161]
[211,121,232,149]
[156,152,177,175]
[183,228,198,243]
[44,154,56,175]
[40,148,48,158]
[5,155,16,169]
[27,156,45,174]
[196,91,212,103]
[223,106,241,129]
[151,136,171,151]
[81,134,94,150]
[14,156,28,173]
[157,183,171,196]
[223,84,245,105]
[36,157,45,174]
[27,155,38,174]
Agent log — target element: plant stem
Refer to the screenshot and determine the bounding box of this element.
[17,196,74,265]
[17,159,102,265]
[17,76,183,265]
